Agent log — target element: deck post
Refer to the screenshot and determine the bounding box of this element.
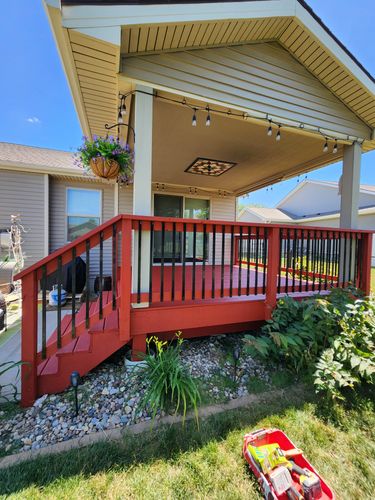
[131,334,147,360]
[265,226,280,320]
[21,272,38,407]
[132,84,153,306]
[119,218,132,342]
[361,232,373,296]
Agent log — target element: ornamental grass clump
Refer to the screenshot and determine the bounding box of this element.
[139,332,200,424]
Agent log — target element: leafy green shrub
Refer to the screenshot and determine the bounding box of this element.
[315,299,375,399]
[244,288,375,400]
[140,332,200,423]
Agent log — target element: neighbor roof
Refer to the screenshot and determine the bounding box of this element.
[240,206,293,222]
[0,142,85,177]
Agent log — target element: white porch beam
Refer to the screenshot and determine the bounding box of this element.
[132,85,153,305]
[340,142,362,229]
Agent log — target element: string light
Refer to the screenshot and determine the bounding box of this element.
[205,106,211,127]
[120,98,127,117]
[267,119,273,137]
[117,110,123,124]
[192,109,197,127]
[323,138,328,152]
[333,139,338,154]
[276,125,281,141]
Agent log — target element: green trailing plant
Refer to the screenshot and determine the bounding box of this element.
[139,332,201,424]
[243,288,375,400]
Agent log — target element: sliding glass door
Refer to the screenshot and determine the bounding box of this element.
[153,194,209,262]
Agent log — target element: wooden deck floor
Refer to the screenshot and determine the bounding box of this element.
[135,264,318,305]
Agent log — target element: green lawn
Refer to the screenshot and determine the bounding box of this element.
[1,385,374,499]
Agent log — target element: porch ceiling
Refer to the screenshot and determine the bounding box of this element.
[152,99,342,194]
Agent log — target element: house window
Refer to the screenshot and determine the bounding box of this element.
[66,188,101,241]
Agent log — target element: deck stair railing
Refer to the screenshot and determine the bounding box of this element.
[15,215,373,407]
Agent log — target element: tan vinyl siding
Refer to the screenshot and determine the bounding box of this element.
[210,194,236,265]
[118,186,133,214]
[0,169,46,266]
[49,178,115,280]
[122,42,370,139]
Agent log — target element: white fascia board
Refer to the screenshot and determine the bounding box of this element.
[74,26,121,45]
[61,0,295,28]
[295,2,375,97]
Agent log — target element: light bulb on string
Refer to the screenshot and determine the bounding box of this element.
[120,99,127,117]
[118,110,123,124]
[205,106,211,126]
[276,125,281,141]
[192,109,197,127]
[267,119,273,137]
[323,138,328,152]
[333,140,338,154]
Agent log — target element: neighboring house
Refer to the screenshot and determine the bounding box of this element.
[16,0,375,405]
[239,180,375,263]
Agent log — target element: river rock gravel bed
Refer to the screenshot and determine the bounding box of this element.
[0,334,270,455]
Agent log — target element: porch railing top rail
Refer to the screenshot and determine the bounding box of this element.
[15,213,374,281]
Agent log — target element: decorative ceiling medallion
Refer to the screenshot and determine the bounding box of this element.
[185,157,236,177]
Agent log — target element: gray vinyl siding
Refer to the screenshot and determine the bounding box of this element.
[122,42,369,139]
[0,169,46,266]
[49,178,115,280]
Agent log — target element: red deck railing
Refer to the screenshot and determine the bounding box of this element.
[15,215,373,406]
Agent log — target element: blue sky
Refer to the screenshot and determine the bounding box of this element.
[0,1,374,207]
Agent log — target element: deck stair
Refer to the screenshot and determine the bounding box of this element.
[37,292,125,395]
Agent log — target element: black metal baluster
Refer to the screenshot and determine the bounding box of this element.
[277,229,282,294]
[348,232,353,283]
[221,225,225,298]
[137,221,142,304]
[324,235,330,290]
[286,229,291,293]
[292,229,297,292]
[263,228,268,295]
[327,234,332,288]
[334,234,339,287]
[99,230,104,317]
[212,225,216,299]
[312,231,317,291]
[202,224,207,299]
[354,233,359,288]
[57,255,62,349]
[149,222,154,304]
[161,222,165,302]
[238,226,243,296]
[182,223,186,301]
[112,224,117,310]
[298,230,303,292]
[305,231,310,292]
[41,265,47,359]
[343,232,347,286]
[71,247,76,338]
[255,227,259,295]
[246,226,251,295]
[85,240,90,328]
[192,224,197,300]
[172,222,176,302]
[318,233,324,292]
[229,225,234,297]
[337,233,342,287]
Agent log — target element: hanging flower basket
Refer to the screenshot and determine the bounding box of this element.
[89,157,120,179]
[75,135,133,182]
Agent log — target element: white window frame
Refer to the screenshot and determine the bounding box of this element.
[66,187,102,242]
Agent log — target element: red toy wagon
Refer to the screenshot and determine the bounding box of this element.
[243,428,335,500]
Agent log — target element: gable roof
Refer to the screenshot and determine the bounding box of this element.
[239,206,293,222]
[46,0,375,149]
[0,142,86,177]
[276,179,375,210]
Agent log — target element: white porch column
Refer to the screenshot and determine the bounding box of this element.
[132,85,153,305]
[339,142,362,283]
[340,142,362,229]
